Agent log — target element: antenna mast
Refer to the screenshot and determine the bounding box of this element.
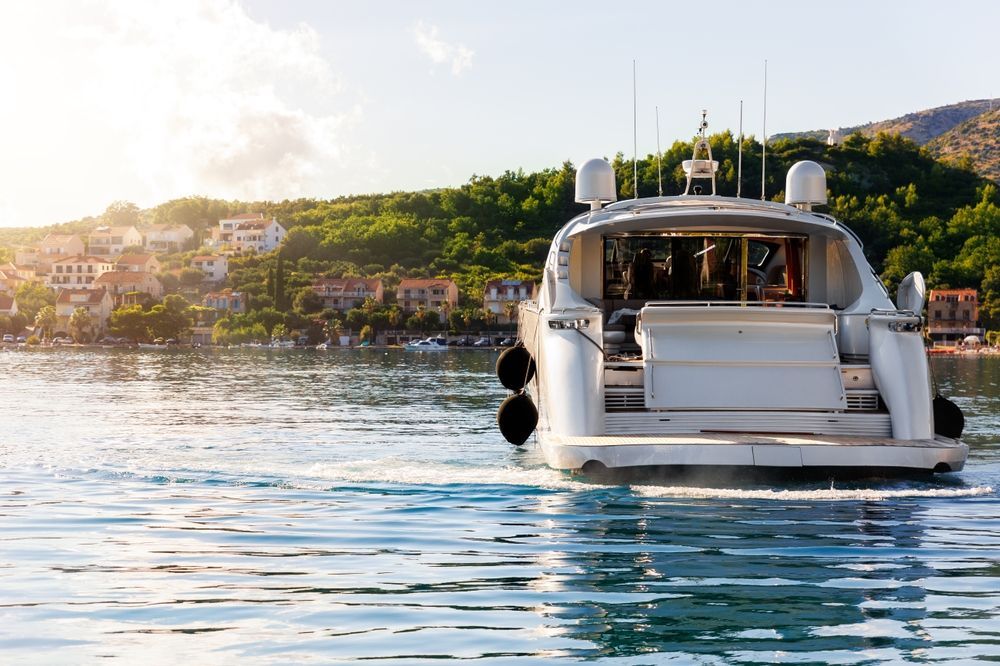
[632,60,638,199]
[737,100,743,198]
[655,105,663,196]
[761,59,768,201]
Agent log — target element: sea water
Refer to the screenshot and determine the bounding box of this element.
[0,348,997,664]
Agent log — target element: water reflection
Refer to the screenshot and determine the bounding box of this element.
[0,349,996,662]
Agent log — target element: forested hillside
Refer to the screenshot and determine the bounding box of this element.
[3,131,999,330]
[772,99,1000,182]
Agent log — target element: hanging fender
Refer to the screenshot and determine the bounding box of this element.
[496,391,538,446]
[933,394,964,439]
[495,343,536,391]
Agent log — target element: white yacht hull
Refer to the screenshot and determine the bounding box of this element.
[538,431,967,474]
[506,172,970,477]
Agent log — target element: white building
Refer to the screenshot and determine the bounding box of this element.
[233,218,286,254]
[88,226,143,257]
[55,288,113,336]
[143,224,194,253]
[47,256,116,289]
[116,254,161,274]
[483,279,537,324]
[213,213,265,247]
[93,271,164,306]
[190,255,228,282]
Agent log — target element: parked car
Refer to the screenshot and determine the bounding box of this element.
[16,335,26,343]
[2,334,13,343]
[472,337,491,347]
[499,337,516,347]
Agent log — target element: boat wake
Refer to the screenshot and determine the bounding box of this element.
[307,458,602,492]
[306,459,994,501]
[633,484,995,501]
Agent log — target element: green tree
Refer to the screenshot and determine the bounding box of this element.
[102,201,141,227]
[179,267,205,287]
[274,251,288,311]
[14,282,55,322]
[293,286,324,314]
[34,305,57,339]
[109,304,149,341]
[68,307,94,343]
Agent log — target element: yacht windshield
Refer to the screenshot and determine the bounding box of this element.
[602,234,806,302]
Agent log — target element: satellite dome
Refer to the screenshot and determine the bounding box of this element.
[575,159,617,209]
[785,160,827,210]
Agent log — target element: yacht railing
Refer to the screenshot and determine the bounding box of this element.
[640,300,831,309]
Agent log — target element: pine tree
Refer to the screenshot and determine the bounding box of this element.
[274,252,287,311]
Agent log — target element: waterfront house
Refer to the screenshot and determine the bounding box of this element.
[203,288,245,314]
[483,279,537,324]
[190,254,228,282]
[396,278,458,323]
[55,288,112,335]
[93,271,164,306]
[87,226,143,257]
[142,224,194,253]
[47,256,116,289]
[116,253,161,274]
[312,278,384,311]
[927,289,984,345]
[233,218,286,254]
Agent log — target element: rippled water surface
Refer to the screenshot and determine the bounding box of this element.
[1,348,998,664]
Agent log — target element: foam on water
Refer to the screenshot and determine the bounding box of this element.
[307,458,604,491]
[305,458,995,501]
[634,484,995,501]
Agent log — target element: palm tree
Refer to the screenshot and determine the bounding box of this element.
[68,307,93,343]
[502,300,518,325]
[481,307,496,331]
[34,305,57,340]
[387,306,402,330]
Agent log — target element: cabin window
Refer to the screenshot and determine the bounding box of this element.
[602,233,807,303]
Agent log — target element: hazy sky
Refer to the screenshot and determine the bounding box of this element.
[1,0,997,228]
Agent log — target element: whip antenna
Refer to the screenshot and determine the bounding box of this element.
[656,105,663,196]
[761,59,768,200]
[632,60,638,199]
[737,99,743,198]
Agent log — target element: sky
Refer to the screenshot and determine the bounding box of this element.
[1,0,997,228]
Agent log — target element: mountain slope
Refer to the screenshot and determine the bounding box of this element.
[772,99,999,182]
[925,109,1000,182]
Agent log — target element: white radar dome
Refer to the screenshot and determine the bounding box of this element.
[575,158,617,209]
[785,160,827,210]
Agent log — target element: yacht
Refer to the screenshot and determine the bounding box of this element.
[405,337,450,351]
[500,120,967,476]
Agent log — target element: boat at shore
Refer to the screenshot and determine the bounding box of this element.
[404,337,449,351]
[497,118,967,477]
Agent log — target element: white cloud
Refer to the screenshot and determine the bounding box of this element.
[0,0,355,226]
[411,21,474,76]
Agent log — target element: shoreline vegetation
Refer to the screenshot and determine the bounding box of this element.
[1,132,999,345]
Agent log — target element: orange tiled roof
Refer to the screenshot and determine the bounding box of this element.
[94,271,158,285]
[397,278,455,289]
[116,254,156,265]
[56,288,107,305]
[51,255,113,265]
